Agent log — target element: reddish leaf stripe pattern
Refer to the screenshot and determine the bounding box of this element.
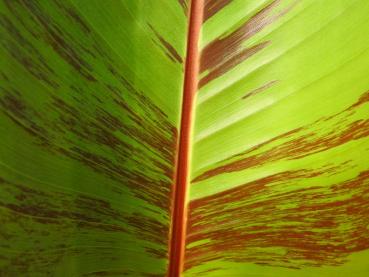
[0,0,187,275]
[184,0,369,276]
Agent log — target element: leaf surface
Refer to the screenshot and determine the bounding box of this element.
[0,0,187,275]
[1,0,369,276]
[185,0,369,276]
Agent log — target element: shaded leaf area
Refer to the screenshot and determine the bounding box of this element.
[0,0,186,275]
[186,0,369,276]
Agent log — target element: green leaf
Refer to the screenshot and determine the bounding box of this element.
[185,0,369,276]
[0,0,187,275]
[1,0,369,276]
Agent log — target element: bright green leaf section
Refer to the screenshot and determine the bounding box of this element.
[186,0,369,276]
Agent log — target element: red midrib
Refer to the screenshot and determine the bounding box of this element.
[168,0,203,276]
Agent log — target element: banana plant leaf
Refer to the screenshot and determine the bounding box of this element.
[1,0,369,276]
[0,0,187,275]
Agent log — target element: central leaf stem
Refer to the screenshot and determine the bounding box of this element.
[168,0,203,276]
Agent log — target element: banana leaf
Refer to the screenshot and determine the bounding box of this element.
[185,0,369,276]
[1,0,369,276]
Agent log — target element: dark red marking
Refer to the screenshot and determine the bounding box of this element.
[348,90,369,110]
[199,41,270,87]
[193,90,369,182]
[242,80,278,99]
[149,24,183,64]
[178,0,189,14]
[185,167,369,270]
[203,0,232,22]
[199,0,296,87]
